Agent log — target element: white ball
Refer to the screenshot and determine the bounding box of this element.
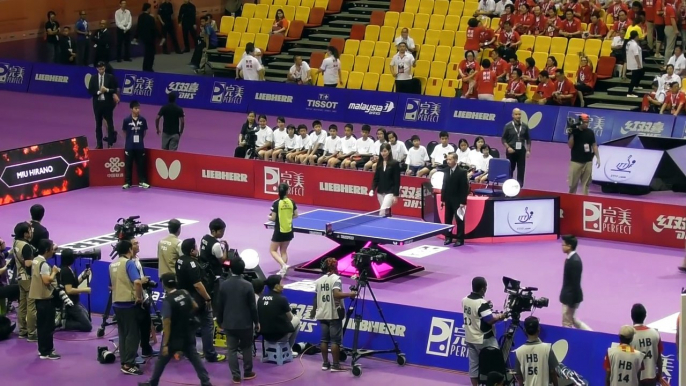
[502,179,521,197]
[241,249,260,270]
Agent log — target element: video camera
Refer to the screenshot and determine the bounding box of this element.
[352,248,387,274]
[502,276,549,322]
[57,248,102,261]
[565,116,585,134]
[114,216,150,240]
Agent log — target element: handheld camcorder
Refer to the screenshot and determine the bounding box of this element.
[565,116,584,135]
[502,276,549,322]
[352,248,387,273]
[114,216,150,240]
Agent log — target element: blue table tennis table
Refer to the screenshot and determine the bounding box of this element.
[264,209,453,282]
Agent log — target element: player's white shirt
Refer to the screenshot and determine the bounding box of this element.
[284,134,297,150]
[289,61,312,82]
[237,54,263,81]
[356,137,374,155]
[324,136,342,154]
[430,144,455,165]
[320,56,341,85]
[390,141,407,162]
[406,145,429,166]
[272,127,288,148]
[339,135,357,154]
[242,47,262,63]
[295,134,312,151]
[255,125,273,147]
[630,326,662,381]
[309,130,327,150]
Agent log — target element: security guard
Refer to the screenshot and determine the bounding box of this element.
[29,239,61,359]
[158,219,182,276]
[514,317,559,386]
[177,238,225,363]
[199,218,228,283]
[12,222,37,341]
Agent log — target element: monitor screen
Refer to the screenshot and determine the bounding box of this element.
[493,199,556,236]
[592,146,663,187]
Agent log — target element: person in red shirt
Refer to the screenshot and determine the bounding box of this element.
[526,70,555,104]
[503,68,527,102]
[465,18,485,52]
[610,10,632,38]
[559,9,583,38]
[628,1,643,20]
[575,56,595,106]
[458,50,481,79]
[461,67,479,99]
[491,50,510,81]
[565,0,585,20]
[544,11,560,37]
[579,0,600,23]
[664,0,678,66]
[544,55,558,77]
[605,0,629,19]
[642,80,665,112]
[479,25,497,50]
[653,0,665,57]
[475,59,497,100]
[508,55,525,79]
[531,6,548,35]
[499,4,516,32]
[498,21,522,53]
[551,71,576,105]
[522,56,540,84]
[514,4,535,35]
[587,13,609,39]
[660,81,686,114]
[541,0,558,16]
[644,0,657,51]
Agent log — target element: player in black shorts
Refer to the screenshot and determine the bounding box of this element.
[269,183,299,277]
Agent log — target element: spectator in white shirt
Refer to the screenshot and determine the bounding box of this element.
[280,125,298,160]
[385,131,408,170]
[495,0,514,16]
[301,120,327,164]
[332,124,358,168]
[390,42,417,94]
[645,81,666,113]
[267,117,288,161]
[476,0,497,17]
[472,144,493,183]
[422,131,455,177]
[319,46,342,87]
[287,55,312,85]
[242,46,263,64]
[287,124,312,163]
[365,127,387,171]
[667,46,686,76]
[317,125,342,166]
[255,114,273,160]
[236,43,264,81]
[456,139,472,166]
[350,124,375,170]
[626,31,644,98]
[394,28,416,53]
[658,64,681,94]
[406,135,430,176]
[115,0,133,62]
[611,29,627,79]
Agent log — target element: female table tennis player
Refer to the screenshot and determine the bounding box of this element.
[370,143,401,216]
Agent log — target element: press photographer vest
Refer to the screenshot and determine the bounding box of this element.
[110,256,136,303]
[28,256,53,300]
[199,235,222,277]
[606,344,643,386]
[158,234,180,276]
[630,326,661,380]
[462,295,494,344]
[12,239,34,280]
[514,340,553,386]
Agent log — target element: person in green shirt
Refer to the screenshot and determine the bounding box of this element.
[268,183,299,277]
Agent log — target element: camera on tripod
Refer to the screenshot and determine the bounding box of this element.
[114,216,150,240]
[352,248,387,273]
[502,277,549,322]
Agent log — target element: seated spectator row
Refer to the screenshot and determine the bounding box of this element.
[258,0,330,8]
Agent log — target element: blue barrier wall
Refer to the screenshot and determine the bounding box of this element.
[3,58,684,141]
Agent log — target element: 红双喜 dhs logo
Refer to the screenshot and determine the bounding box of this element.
[426,317,468,358]
[0,62,26,84]
[166,82,199,100]
[122,74,154,97]
[404,98,441,123]
[211,82,244,104]
[507,206,536,234]
[603,154,636,182]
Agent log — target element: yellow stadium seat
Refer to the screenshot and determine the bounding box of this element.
[549,37,567,54]
[255,4,269,18]
[379,74,396,92]
[446,62,459,79]
[254,33,269,51]
[354,55,370,72]
[448,1,463,16]
[416,77,427,93]
[399,12,414,30]
[288,0,300,6]
[587,55,598,70]
[243,4,257,18]
[490,17,500,29]
[358,40,375,56]
[405,0,420,13]
[301,0,314,7]
[294,6,309,22]
[384,57,393,74]
[429,14,445,30]
[344,39,359,55]
[219,32,241,52]
[533,36,551,53]
[424,29,440,45]
[435,45,451,62]
[314,0,328,9]
[374,41,390,57]
[520,35,535,52]
[463,3,478,17]
[494,83,507,101]
[347,71,364,89]
[479,48,492,62]
[385,12,400,28]
[362,72,380,90]
[605,14,614,24]
[247,18,262,34]
[444,15,460,31]
[261,0,274,5]
[280,5,296,20]
[239,33,255,47]
[450,46,464,63]
[564,54,579,72]
[233,17,248,33]
[369,56,385,74]
[441,79,460,97]
[585,39,601,57]
[411,28,426,45]
[418,0,435,14]
[419,45,435,61]
[414,60,431,78]
[454,31,466,47]
[260,18,273,34]
[219,16,234,36]
[532,52,548,70]
[425,77,443,96]
[459,16,471,31]
[338,70,350,88]
[515,49,531,59]
[564,70,575,81]
[365,25,380,41]
[414,13,430,30]
[274,0,287,4]
[340,53,354,71]
[430,61,447,78]
[434,0,449,16]
[439,29,455,46]
[600,40,612,57]
[567,38,585,56]
[551,53,565,69]
[526,84,537,100]
[310,68,319,84]
[380,26,395,43]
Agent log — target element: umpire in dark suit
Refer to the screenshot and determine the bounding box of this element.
[441,152,469,247]
[88,62,118,149]
[559,235,591,331]
[92,20,111,65]
[135,3,159,72]
[501,108,532,187]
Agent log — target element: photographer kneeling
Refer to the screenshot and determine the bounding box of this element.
[59,249,93,332]
[258,275,300,355]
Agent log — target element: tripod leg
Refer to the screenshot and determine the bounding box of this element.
[365,284,402,351]
[101,291,113,328]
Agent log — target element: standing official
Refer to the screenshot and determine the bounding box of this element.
[514,316,559,386]
[155,93,185,151]
[559,235,591,331]
[89,62,118,149]
[370,143,401,216]
[501,108,532,187]
[178,0,198,52]
[30,239,61,360]
[122,100,150,189]
[13,222,37,341]
[629,304,663,386]
[567,114,600,195]
[135,3,159,72]
[604,326,645,386]
[29,204,49,250]
[441,153,469,247]
[92,20,111,65]
[158,219,182,276]
[75,11,90,66]
[158,0,182,54]
[115,0,133,62]
[45,12,60,63]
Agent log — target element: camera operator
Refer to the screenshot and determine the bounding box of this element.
[58,249,92,332]
[176,237,225,363]
[258,275,301,353]
[566,114,600,195]
[199,218,228,302]
[158,219,182,276]
[138,273,212,386]
[514,317,559,386]
[131,238,158,359]
[462,276,507,386]
[29,204,50,250]
[109,239,144,375]
[310,257,357,372]
[29,239,61,359]
[604,326,644,386]
[13,221,37,341]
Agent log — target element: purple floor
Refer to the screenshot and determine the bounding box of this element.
[1,90,684,205]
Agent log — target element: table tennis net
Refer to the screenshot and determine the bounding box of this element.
[328,210,383,233]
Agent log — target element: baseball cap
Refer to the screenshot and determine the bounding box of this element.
[579,113,590,122]
[161,272,177,288]
[264,274,283,291]
[619,325,635,339]
[524,316,540,335]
